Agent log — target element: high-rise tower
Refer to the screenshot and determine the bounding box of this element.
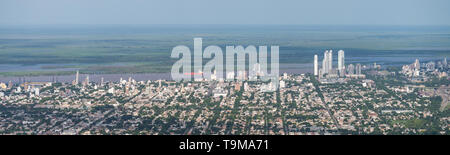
[314,55,318,76]
[328,50,333,73]
[85,75,89,85]
[322,51,328,74]
[356,64,362,75]
[75,70,79,85]
[338,50,345,76]
[347,64,355,75]
[338,50,345,70]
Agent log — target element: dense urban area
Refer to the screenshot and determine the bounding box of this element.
[0,50,449,135]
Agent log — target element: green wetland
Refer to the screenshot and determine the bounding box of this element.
[0,25,449,80]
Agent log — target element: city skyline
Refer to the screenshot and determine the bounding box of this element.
[1,1,449,152]
[0,55,448,135]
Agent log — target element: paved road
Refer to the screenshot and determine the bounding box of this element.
[312,81,341,134]
[437,86,449,111]
[320,96,342,134]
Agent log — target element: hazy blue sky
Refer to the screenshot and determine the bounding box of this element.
[1,0,450,26]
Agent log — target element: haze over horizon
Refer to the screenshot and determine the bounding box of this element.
[1,0,450,26]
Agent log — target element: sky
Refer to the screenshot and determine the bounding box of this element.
[1,0,450,26]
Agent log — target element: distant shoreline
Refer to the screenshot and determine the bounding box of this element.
[0,68,313,84]
[0,57,445,83]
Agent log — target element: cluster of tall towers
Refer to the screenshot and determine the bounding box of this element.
[314,50,345,77]
[72,70,92,86]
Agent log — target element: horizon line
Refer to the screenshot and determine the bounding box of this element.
[2,24,450,28]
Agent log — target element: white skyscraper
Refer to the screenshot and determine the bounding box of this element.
[338,50,345,77]
[314,55,319,76]
[322,50,328,74]
[347,64,355,75]
[328,50,333,73]
[338,50,345,70]
[356,64,362,75]
[75,70,79,85]
[84,75,89,86]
